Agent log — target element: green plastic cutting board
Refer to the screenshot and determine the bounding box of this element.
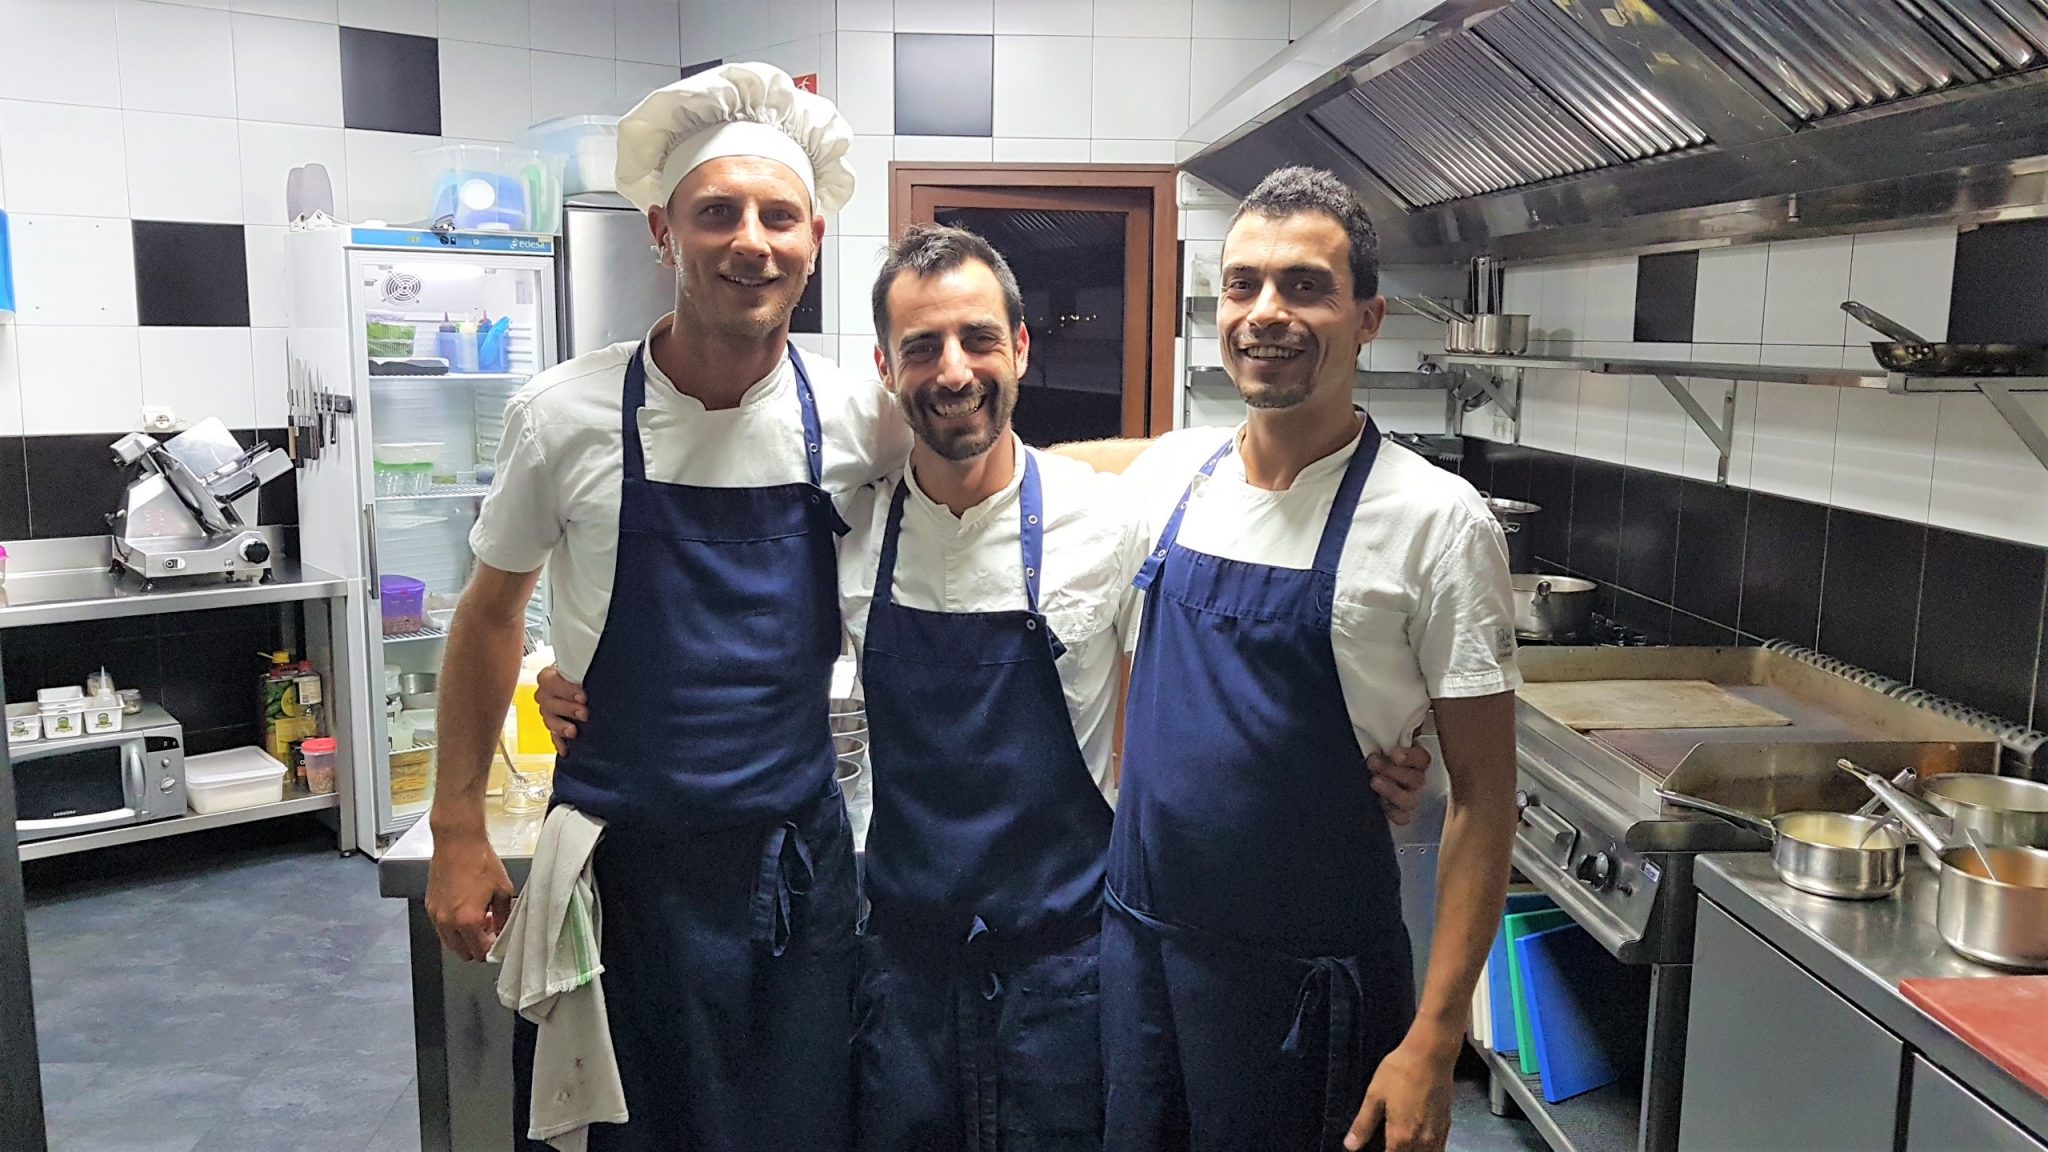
[1504,908,1572,1076]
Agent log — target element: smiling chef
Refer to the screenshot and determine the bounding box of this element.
[423,64,908,1151]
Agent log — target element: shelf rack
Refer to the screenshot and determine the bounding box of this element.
[1473,1042,1639,1152]
[17,783,340,862]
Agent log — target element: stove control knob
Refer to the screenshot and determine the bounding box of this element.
[239,538,271,565]
[1576,850,1616,891]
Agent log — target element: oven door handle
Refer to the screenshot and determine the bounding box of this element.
[19,809,141,835]
[1511,837,1647,963]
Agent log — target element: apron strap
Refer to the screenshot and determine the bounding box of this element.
[1281,954,1369,1149]
[1132,438,1235,591]
[620,342,650,482]
[1310,413,1381,578]
[875,479,912,609]
[873,449,1051,617]
[750,820,816,957]
[789,345,826,490]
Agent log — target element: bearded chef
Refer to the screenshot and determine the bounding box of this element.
[423,63,909,1151]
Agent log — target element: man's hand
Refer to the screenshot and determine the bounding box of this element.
[425,829,515,962]
[1346,1038,1454,1152]
[534,665,587,754]
[1367,743,1432,826]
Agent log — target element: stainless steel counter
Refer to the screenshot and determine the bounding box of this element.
[0,535,345,629]
[1697,853,2048,1139]
[377,804,543,899]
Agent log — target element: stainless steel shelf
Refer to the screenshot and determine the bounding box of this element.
[17,786,340,861]
[1187,365,1446,391]
[368,372,528,383]
[377,484,491,502]
[1431,351,1889,389]
[0,557,347,630]
[1475,1043,1639,1152]
[383,625,447,644]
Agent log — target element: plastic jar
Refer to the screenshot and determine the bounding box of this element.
[301,737,338,795]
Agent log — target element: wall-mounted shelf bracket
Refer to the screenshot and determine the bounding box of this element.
[1654,373,1737,484]
[1977,381,2048,475]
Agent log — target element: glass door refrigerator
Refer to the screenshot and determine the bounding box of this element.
[288,226,558,849]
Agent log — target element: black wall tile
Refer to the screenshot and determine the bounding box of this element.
[24,435,125,539]
[133,222,250,327]
[1458,438,1493,491]
[2037,592,2048,729]
[1613,589,1673,645]
[1525,450,1574,570]
[679,59,723,80]
[1673,479,1747,627]
[1633,250,1699,344]
[1486,442,1533,502]
[339,26,440,135]
[160,624,274,733]
[792,246,824,333]
[1950,218,2048,345]
[894,33,992,136]
[1567,459,1623,585]
[0,438,28,539]
[1738,492,1827,647]
[1818,509,1925,684]
[1618,468,1681,603]
[249,428,298,526]
[1671,610,1739,647]
[1914,527,2046,724]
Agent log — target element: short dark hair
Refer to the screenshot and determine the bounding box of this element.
[1231,166,1380,299]
[870,223,1026,358]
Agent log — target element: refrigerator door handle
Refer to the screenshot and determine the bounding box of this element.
[363,503,380,593]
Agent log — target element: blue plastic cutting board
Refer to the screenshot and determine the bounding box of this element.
[1504,908,1572,1075]
[1516,923,1647,1104]
[1490,893,1554,1055]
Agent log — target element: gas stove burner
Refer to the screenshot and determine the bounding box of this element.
[1516,614,1650,648]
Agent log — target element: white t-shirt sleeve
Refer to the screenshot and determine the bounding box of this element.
[467,396,563,575]
[1412,515,1523,699]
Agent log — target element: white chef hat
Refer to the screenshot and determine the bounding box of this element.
[615,62,855,216]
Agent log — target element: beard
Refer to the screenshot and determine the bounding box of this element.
[1230,336,1322,410]
[898,376,1017,463]
[672,248,809,342]
[1238,374,1318,410]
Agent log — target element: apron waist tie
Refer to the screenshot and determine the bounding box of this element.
[1283,954,1368,1149]
[750,821,815,956]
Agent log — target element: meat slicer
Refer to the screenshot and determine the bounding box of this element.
[108,418,292,583]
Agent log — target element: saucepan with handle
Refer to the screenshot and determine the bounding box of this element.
[1661,786,1906,900]
[1841,301,2048,377]
[1847,760,2048,971]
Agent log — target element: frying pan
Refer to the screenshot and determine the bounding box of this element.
[1841,301,2048,376]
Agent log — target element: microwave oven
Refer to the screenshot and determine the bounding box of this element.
[12,705,185,842]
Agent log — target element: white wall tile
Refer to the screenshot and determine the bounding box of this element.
[344,127,439,224]
[816,31,839,101]
[1363,389,1446,435]
[1575,364,1631,464]
[337,0,438,36]
[616,60,682,116]
[1095,0,1192,37]
[992,137,1092,162]
[140,327,256,427]
[231,0,336,23]
[895,135,992,161]
[1747,361,1840,503]
[1089,138,1175,163]
[0,328,23,436]
[1290,0,1344,37]
[1929,392,2048,547]
[243,224,289,327]
[1188,375,1242,428]
[840,333,882,374]
[230,12,344,128]
[7,215,138,325]
[754,38,823,98]
[0,101,131,217]
[895,0,992,33]
[439,40,533,141]
[1681,344,1756,485]
[1692,244,1768,345]
[1831,388,1936,522]
[1182,207,1232,242]
[615,0,681,64]
[839,0,893,30]
[117,1,239,118]
[124,110,244,223]
[1845,226,1957,344]
[994,35,1091,138]
[239,121,348,223]
[1193,0,1287,38]
[441,0,527,45]
[768,0,830,41]
[789,332,831,360]
[531,50,616,123]
[1624,371,1688,475]
[836,32,893,137]
[1519,368,1578,455]
[250,326,290,425]
[835,134,892,237]
[17,326,144,435]
[1188,37,1284,126]
[995,0,1092,34]
[1364,336,1432,374]
[1092,37,1189,139]
[1582,255,1637,343]
[1502,265,1541,319]
[0,0,126,108]
[837,233,890,336]
[1536,261,1587,343]
[1760,235,1852,346]
[530,0,616,59]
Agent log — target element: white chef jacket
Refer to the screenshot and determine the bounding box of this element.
[839,437,1149,797]
[1118,423,1522,759]
[469,319,912,681]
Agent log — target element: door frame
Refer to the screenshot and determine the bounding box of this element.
[889,164,1181,436]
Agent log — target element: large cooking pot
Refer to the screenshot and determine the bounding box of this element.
[1485,496,1539,571]
[1917,774,2048,866]
[1853,763,2048,971]
[1513,575,1596,641]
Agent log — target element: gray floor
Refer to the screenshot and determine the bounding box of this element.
[22,817,1547,1152]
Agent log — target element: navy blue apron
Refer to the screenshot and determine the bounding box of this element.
[854,452,1114,1151]
[513,342,860,1152]
[1102,418,1415,1152]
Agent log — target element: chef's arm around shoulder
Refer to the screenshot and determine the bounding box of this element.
[426,561,542,961]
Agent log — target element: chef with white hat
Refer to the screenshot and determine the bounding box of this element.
[425,62,908,1151]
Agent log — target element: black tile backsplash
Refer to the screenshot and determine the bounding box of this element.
[339,26,441,136]
[894,33,993,137]
[1819,509,1925,685]
[1465,436,2048,730]
[1950,218,2048,345]
[1914,528,2046,725]
[1633,250,1699,344]
[0,439,27,540]
[13,429,296,541]
[792,245,824,334]
[133,222,250,327]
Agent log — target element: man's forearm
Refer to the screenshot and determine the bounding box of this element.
[1047,436,1153,474]
[430,584,534,838]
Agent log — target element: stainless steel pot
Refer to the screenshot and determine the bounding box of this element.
[1661,790,1905,899]
[1484,497,1539,571]
[1852,763,2048,971]
[1920,774,2048,863]
[1512,575,1596,641]
[1468,313,1530,355]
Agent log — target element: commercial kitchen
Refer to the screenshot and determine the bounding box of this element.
[4,0,2048,1149]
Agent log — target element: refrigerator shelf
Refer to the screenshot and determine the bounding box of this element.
[377,484,492,502]
[368,372,530,383]
[384,625,447,644]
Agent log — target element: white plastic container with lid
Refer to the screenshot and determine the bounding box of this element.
[84,695,122,735]
[37,685,83,706]
[6,703,41,744]
[185,747,290,814]
[527,114,619,195]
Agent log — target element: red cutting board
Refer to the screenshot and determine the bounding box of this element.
[1901,976,2048,1097]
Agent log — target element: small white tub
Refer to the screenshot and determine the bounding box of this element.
[186,747,289,814]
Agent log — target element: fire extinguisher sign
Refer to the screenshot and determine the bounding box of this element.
[793,73,818,93]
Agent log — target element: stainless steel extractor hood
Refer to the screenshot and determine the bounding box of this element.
[1184,0,2048,263]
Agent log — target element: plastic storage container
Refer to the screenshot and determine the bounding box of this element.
[84,696,121,735]
[390,745,434,808]
[418,144,563,233]
[185,748,289,814]
[6,703,40,744]
[527,115,620,195]
[374,441,443,496]
[301,736,338,795]
[380,575,428,636]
